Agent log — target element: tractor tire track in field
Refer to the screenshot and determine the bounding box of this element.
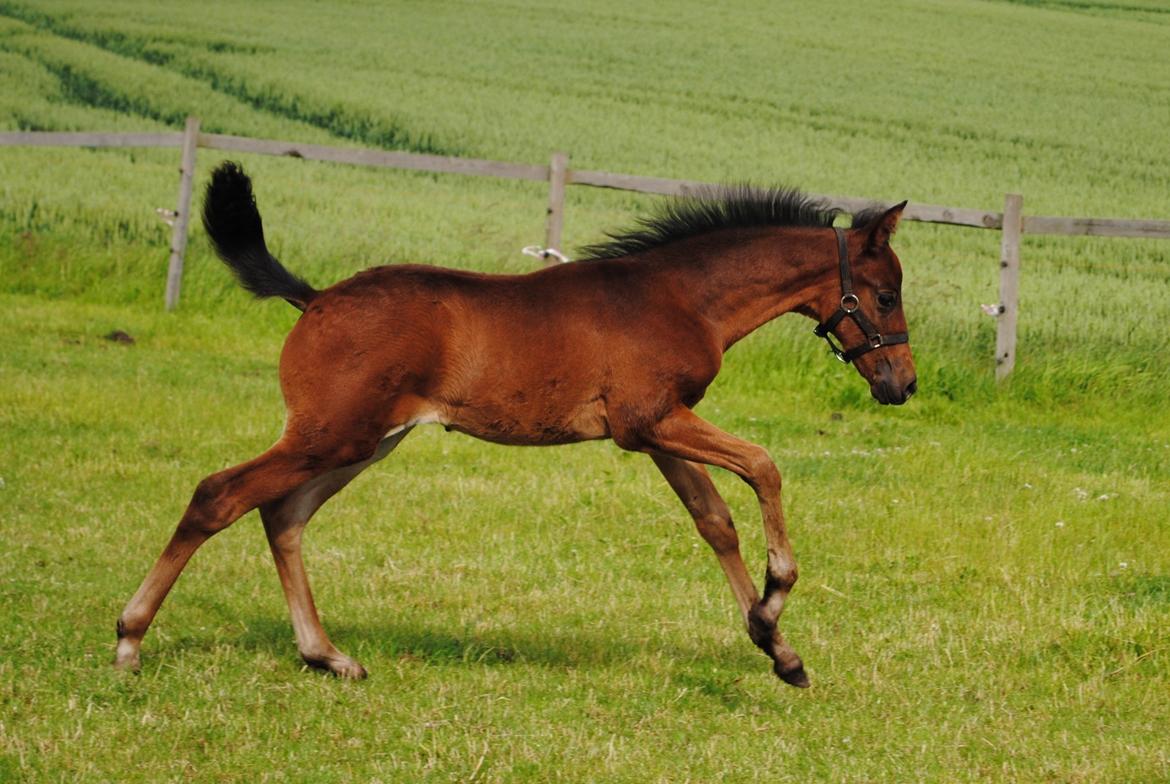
[0,2,457,156]
[19,54,192,130]
[0,30,249,134]
[991,0,1170,22]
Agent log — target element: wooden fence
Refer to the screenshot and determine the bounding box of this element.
[4,115,1170,379]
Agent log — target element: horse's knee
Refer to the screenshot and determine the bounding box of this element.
[694,512,739,555]
[745,449,781,495]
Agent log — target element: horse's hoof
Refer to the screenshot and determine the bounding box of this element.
[112,656,141,673]
[113,640,141,673]
[775,662,810,689]
[333,659,368,680]
[304,653,367,680]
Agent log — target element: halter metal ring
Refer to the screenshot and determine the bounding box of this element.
[840,293,860,312]
[869,333,883,348]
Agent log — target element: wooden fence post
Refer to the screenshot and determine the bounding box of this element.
[996,193,1024,380]
[165,116,200,311]
[544,151,568,264]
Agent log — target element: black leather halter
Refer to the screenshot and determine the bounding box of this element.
[813,228,909,364]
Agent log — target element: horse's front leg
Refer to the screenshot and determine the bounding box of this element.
[627,407,807,687]
[651,455,760,623]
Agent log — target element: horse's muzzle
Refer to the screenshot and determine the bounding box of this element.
[872,377,917,406]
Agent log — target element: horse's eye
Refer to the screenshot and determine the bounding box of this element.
[877,291,898,309]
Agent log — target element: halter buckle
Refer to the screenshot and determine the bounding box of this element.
[840,293,860,312]
[816,329,848,362]
[869,333,883,348]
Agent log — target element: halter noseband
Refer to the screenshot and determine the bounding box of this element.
[813,228,909,364]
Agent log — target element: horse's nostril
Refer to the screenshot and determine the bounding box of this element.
[905,379,918,398]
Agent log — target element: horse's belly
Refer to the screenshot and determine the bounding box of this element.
[444,397,610,446]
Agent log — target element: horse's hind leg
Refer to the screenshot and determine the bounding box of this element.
[114,436,353,672]
[651,455,760,622]
[260,428,412,679]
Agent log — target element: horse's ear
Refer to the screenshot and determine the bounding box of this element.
[866,201,908,251]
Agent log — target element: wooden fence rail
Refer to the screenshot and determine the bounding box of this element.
[4,117,1170,378]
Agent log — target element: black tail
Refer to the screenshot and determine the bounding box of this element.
[202,162,318,311]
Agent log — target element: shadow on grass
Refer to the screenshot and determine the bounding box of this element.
[153,611,763,694]
[240,615,663,668]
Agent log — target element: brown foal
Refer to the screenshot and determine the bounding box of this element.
[114,164,916,687]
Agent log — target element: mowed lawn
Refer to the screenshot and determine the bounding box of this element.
[2,0,1170,781]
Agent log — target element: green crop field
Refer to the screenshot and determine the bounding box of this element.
[2,1,1169,781]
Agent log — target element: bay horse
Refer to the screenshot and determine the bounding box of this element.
[114,162,916,688]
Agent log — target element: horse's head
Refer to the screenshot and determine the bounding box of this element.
[812,202,917,405]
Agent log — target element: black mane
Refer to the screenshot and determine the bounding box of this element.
[577,185,884,261]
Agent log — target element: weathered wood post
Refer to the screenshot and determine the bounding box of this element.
[544,151,569,265]
[995,193,1024,380]
[165,116,200,311]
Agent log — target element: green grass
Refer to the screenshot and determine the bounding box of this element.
[2,1,1170,781]
[2,294,1167,783]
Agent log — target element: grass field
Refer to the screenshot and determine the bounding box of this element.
[2,1,1169,781]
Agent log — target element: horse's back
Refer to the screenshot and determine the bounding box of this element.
[298,259,691,349]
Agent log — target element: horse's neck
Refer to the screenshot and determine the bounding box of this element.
[654,230,826,349]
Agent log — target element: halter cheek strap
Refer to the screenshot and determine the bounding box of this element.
[813,228,909,364]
